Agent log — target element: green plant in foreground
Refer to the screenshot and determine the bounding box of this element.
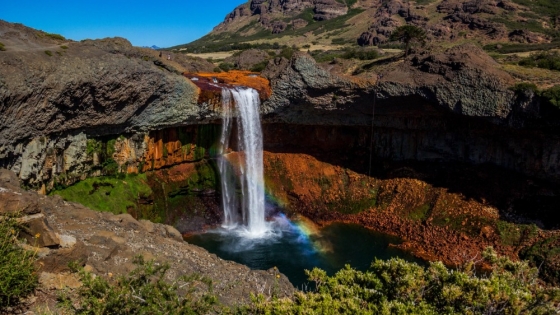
[0,216,38,309]
[61,256,217,315]
[244,248,560,314]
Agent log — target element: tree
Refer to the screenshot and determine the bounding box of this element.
[390,25,427,57]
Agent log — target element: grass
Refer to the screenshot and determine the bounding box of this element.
[50,173,153,215]
[0,215,38,309]
[177,8,364,53]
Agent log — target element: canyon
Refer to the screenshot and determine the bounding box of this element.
[2,17,560,311]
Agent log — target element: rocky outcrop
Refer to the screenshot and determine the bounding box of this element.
[0,168,294,311]
[215,0,348,33]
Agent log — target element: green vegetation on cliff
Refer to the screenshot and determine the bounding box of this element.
[243,248,560,314]
[50,174,153,215]
[51,248,560,314]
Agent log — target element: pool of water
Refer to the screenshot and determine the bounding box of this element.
[184,216,424,288]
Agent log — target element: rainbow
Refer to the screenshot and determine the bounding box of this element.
[218,151,333,255]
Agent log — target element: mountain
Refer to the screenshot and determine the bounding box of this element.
[143,45,161,50]
[173,0,560,53]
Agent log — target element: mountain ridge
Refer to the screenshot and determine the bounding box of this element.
[174,0,560,53]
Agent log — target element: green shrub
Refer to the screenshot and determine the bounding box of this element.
[0,216,38,309]
[0,42,5,51]
[243,248,560,314]
[509,82,538,94]
[219,62,234,72]
[60,256,217,314]
[213,67,222,73]
[541,85,560,108]
[60,45,68,49]
[279,46,296,59]
[341,48,379,60]
[44,50,53,56]
[519,51,560,71]
[250,61,268,72]
[45,33,65,41]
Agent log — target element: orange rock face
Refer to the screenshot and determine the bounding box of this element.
[259,152,519,267]
[185,70,272,103]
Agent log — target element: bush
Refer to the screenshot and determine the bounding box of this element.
[541,85,560,108]
[45,33,65,41]
[60,256,217,314]
[519,51,560,71]
[219,62,234,72]
[44,50,53,56]
[0,42,5,51]
[244,248,560,314]
[0,216,38,309]
[509,82,538,94]
[250,61,268,72]
[279,46,296,59]
[341,48,379,60]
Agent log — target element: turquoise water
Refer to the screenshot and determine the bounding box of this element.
[184,218,424,288]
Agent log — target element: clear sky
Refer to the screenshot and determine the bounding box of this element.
[1,0,246,48]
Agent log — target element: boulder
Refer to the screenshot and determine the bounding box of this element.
[18,213,60,247]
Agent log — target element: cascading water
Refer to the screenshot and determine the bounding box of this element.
[219,87,267,237]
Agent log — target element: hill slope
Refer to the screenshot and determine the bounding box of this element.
[174,0,560,53]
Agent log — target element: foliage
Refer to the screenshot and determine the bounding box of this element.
[44,50,53,56]
[0,42,5,51]
[519,51,560,71]
[0,216,38,309]
[496,221,538,246]
[511,0,560,21]
[341,48,379,60]
[279,46,296,59]
[60,256,217,315]
[510,82,539,94]
[250,60,268,72]
[44,33,66,41]
[483,41,560,54]
[219,62,234,72]
[243,248,560,314]
[390,25,426,57]
[60,45,68,49]
[541,85,560,108]
[50,174,153,215]
[521,236,560,285]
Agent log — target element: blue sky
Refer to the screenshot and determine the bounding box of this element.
[1,0,246,48]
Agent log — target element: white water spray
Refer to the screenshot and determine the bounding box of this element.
[219,87,267,237]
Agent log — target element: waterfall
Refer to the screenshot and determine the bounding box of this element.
[219,87,267,236]
[218,89,238,228]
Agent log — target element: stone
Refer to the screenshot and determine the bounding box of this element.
[0,189,41,216]
[58,234,77,248]
[37,240,88,273]
[109,213,143,230]
[139,219,155,233]
[18,213,60,247]
[165,225,184,242]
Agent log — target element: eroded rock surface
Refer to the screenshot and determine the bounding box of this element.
[0,168,294,311]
